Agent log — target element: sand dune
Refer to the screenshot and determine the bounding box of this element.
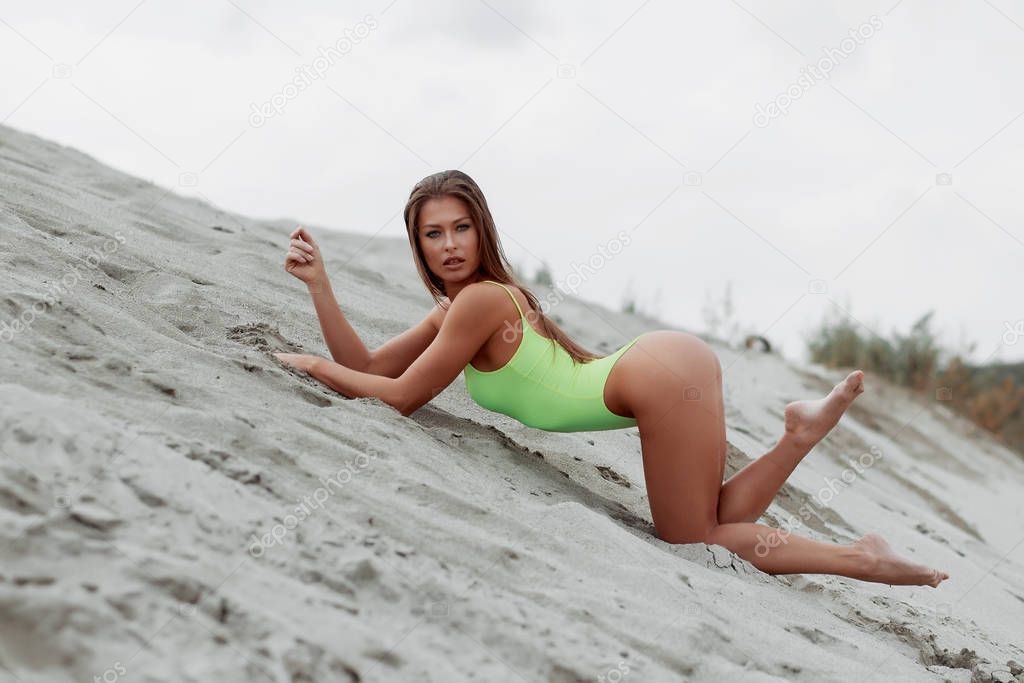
[1,123,1022,682]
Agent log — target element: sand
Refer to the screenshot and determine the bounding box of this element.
[1,122,1022,682]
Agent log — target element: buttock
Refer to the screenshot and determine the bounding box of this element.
[601,332,648,418]
[604,331,718,416]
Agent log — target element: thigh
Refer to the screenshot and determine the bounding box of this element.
[619,332,726,543]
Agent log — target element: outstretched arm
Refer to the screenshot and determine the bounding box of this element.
[304,358,403,409]
[283,283,503,417]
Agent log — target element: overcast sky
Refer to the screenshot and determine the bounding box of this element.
[3,0,1022,366]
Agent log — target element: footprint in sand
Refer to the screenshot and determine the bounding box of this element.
[596,465,631,488]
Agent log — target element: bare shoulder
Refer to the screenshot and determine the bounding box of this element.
[454,281,506,307]
[448,283,514,324]
[428,284,505,330]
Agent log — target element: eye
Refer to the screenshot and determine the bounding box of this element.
[424,224,469,238]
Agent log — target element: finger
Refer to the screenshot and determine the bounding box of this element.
[287,249,310,263]
[298,227,316,245]
[290,238,314,253]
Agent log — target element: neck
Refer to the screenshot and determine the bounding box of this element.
[445,273,487,300]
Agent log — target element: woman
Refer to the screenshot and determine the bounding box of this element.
[274,170,949,588]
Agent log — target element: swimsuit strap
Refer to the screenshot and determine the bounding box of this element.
[482,280,526,322]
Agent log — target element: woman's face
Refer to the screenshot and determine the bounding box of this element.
[417,195,481,288]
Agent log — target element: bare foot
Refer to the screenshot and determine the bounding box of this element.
[852,533,949,587]
[784,370,865,449]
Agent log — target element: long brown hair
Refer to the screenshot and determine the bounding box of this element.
[403,170,601,364]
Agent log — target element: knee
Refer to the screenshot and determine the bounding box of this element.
[705,525,778,564]
[657,523,717,546]
[704,524,734,549]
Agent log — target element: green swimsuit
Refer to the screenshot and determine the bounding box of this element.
[463,280,644,432]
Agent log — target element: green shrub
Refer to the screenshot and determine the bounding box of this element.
[806,307,1024,455]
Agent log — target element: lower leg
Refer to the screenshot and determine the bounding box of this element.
[717,434,808,524]
[716,370,866,524]
[702,524,948,587]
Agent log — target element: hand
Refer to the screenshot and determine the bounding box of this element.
[273,352,320,374]
[284,226,327,286]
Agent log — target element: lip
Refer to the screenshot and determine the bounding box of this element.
[443,258,465,269]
